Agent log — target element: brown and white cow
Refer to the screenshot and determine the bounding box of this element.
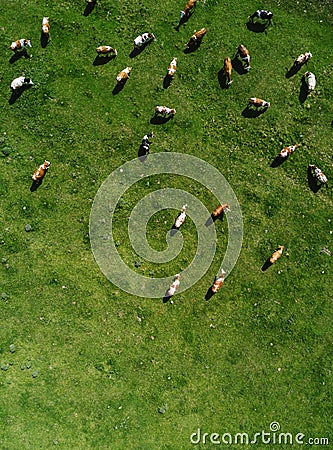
[96,46,117,56]
[166,274,180,300]
[309,165,328,184]
[134,33,155,48]
[211,269,226,293]
[42,17,50,36]
[186,27,206,48]
[279,144,300,158]
[270,245,284,264]
[249,97,270,108]
[10,39,32,52]
[32,161,50,181]
[224,57,233,86]
[236,44,251,71]
[167,57,177,77]
[155,106,176,117]
[116,67,132,83]
[212,203,231,218]
[293,52,312,67]
[180,0,197,19]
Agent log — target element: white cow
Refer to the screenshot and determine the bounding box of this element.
[309,165,327,184]
[166,274,180,300]
[10,39,32,52]
[174,205,187,229]
[304,71,316,91]
[134,33,155,48]
[141,132,154,153]
[10,76,34,90]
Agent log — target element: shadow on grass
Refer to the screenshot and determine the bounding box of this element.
[270,155,286,168]
[112,80,128,95]
[138,145,148,162]
[241,106,267,118]
[84,1,96,16]
[9,85,33,105]
[93,54,116,66]
[307,166,322,193]
[40,32,49,48]
[129,41,153,58]
[246,21,268,33]
[231,56,248,75]
[205,212,225,227]
[163,74,173,89]
[184,41,202,54]
[205,287,215,301]
[299,79,309,103]
[217,69,230,89]
[175,12,194,31]
[261,258,273,271]
[30,179,44,192]
[9,50,30,64]
[150,115,173,125]
[285,64,301,79]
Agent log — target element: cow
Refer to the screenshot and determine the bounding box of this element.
[116,67,132,83]
[279,144,300,158]
[10,39,32,52]
[212,203,231,218]
[180,0,197,18]
[270,245,284,264]
[167,57,177,77]
[174,204,187,229]
[249,97,270,109]
[249,9,273,24]
[134,33,155,48]
[211,269,226,293]
[32,161,50,181]
[236,44,251,71]
[96,46,117,56]
[42,17,50,36]
[10,76,34,90]
[186,27,206,48]
[155,106,176,117]
[166,274,180,300]
[141,132,154,154]
[224,57,233,86]
[304,71,316,91]
[309,165,328,184]
[293,52,312,67]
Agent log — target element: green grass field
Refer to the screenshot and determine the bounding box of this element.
[1,0,332,449]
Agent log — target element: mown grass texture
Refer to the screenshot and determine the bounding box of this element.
[0,0,332,449]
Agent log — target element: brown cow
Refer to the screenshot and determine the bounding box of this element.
[236,44,251,71]
[270,245,284,264]
[211,270,226,293]
[249,97,270,108]
[186,27,206,48]
[116,67,132,83]
[212,203,231,218]
[32,161,50,181]
[224,57,233,86]
[180,0,197,18]
[96,46,117,56]
[279,144,300,158]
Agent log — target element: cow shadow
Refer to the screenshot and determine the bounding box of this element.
[93,54,115,66]
[299,79,309,103]
[30,179,43,192]
[205,287,215,301]
[242,106,267,118]
[270,155,286,168]
[184,40,202,54]
[112,80,127,95]
[261,258,273,271]
[9,85,32,105]
[246,21,268,33]
[129,41,153,58]
[205,212,225,227]
[307,166,322,193]
[83,1,96,16]
[169,226,179,237]
[138,145,148,162]
[217,69,229,89]
[9,50,30,64]
[40,32,49,48]
[163,74,172,89]
[231,57,247,75]
[285,64,301,79]
[175,12,193,31]
[150,115,173,125]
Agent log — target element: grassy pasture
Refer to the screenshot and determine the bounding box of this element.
[0,0,332,449]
